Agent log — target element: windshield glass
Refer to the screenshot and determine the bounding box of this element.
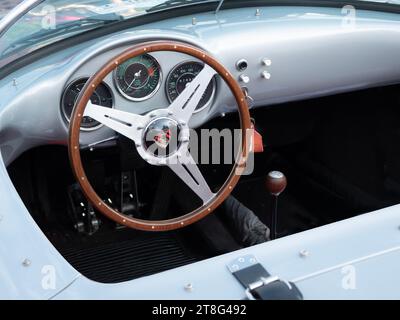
[0,0,399,67]
[0,0,216,66]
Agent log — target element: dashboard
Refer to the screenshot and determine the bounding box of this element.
[61,55,217,131]
[1,6,400,166]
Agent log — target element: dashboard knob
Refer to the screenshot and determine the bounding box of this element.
[239,74,250,84]
[262,58,272,66]
[261,71,271,80]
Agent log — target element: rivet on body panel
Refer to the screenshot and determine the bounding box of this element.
[184,283,193,292]
[299,249,310,258]
[22,259,31,267]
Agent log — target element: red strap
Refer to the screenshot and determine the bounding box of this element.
[251,124,264,153]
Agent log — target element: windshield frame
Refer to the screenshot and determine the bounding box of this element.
[0,0,45,38]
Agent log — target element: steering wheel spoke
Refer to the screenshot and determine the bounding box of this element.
[83,101,146,142]
[168,149,215,204]
[168,64,216,124]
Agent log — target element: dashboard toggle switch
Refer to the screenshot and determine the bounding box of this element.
[239,74,250,84]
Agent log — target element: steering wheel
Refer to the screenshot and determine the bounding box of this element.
[68,41,252,231]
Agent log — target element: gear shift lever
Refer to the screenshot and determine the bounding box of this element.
[265,171,287,240]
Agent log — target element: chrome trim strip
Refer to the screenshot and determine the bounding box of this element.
[0,0,45,38]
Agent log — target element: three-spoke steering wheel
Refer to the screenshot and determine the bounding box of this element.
[68,41,252,231]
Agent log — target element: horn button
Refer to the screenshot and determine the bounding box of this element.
[142,117,182,157]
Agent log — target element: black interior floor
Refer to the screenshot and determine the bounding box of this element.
[61,232,197,283]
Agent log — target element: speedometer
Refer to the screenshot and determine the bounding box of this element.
[114,54,162,101]
[166,61,216,112]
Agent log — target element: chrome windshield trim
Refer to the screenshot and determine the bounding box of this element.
[0,0,46,38]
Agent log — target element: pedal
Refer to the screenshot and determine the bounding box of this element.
[67,184,100,235]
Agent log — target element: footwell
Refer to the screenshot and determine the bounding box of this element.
[61,233,197,283]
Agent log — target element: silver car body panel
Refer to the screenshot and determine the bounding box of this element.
[55,204,400,300]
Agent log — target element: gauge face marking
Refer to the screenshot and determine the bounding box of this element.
[166,61,216,112]
[61,78,113,130]
[114,54,162,101]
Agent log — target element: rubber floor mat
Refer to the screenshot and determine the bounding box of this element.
[61,233,197,283]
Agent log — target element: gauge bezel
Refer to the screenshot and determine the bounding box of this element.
[61,77,114,132]
[113,53,162,102]
[165,60,217,113]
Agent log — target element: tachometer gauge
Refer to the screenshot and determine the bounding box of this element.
[114,54,162,101]
[166,61,216,112]
[61,78,113,131]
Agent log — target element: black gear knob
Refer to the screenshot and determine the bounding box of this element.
[265,171,287,196]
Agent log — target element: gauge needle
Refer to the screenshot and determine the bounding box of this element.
[127,70,142,89]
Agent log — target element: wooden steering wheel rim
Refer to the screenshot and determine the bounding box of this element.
[68,41,252,231]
